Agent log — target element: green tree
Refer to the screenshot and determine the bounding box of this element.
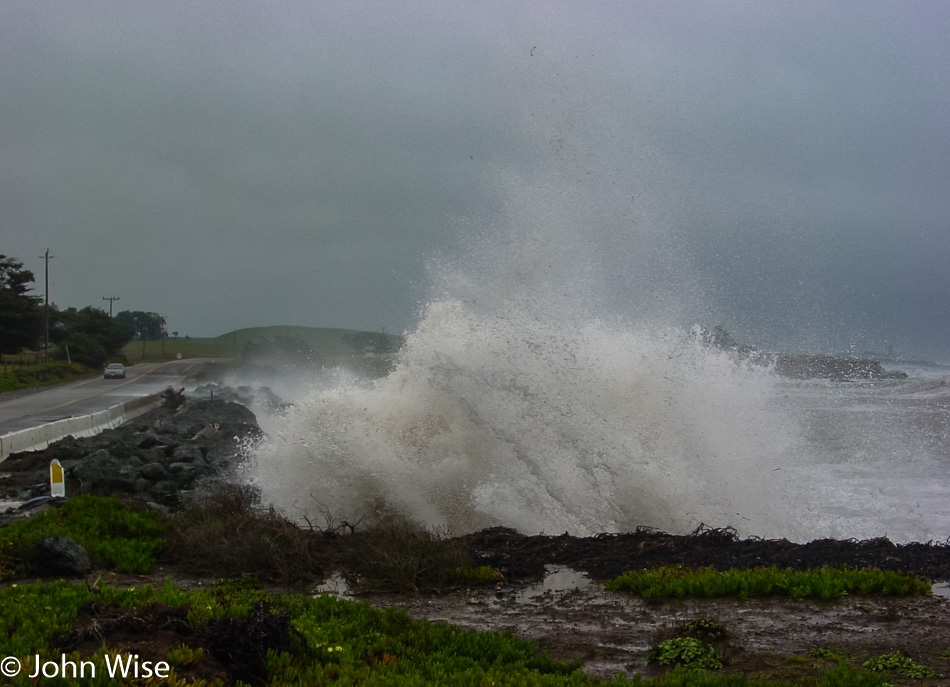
[57,331,108,368]
[114,310,165,340]
[52,306,133,366]
[0,255,43,354]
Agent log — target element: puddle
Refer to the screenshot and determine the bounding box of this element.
[932,582,950,597]
[313,572,354,599]
[311,565,593,604]
[513,565,593,602]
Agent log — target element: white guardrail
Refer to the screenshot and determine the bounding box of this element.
[0,391,165,463]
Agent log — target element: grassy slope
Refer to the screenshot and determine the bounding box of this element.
[0,359,98,394]
[123,325,403,363]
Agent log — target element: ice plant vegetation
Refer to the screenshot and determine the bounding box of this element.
[0,496,166,579]
[1,578,901,686]
[605,564,931,599]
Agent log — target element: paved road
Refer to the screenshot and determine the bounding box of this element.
[0,359,214,435]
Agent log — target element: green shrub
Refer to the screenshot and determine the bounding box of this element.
[448,565,506,586]
[862,651,938,678]
[648,637,725,671]
[0,496,166,578]
[605,565,931,599]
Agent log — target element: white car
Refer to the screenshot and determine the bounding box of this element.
[104,363,126,379]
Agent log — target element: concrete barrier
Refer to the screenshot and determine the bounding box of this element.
[124,391,163,419]
[0,391,165,462]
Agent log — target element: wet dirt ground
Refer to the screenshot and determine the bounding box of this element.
[363,565,950,681]
[89,560,950,683]
[6,484,950,682]
[18,523,950,686]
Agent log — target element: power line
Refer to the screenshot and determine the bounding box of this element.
[102,296,120,317]
[38,249,53,362]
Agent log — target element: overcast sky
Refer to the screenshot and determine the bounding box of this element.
[2,2,948,361]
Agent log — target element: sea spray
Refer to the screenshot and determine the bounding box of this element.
[243,24,950,542]
[249,299,805,538]
[248,41,809,539]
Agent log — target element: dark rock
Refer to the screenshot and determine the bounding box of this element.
[148,480,180,497]
[171,445,206,464]
[155,421,180,436]
[175,399,258,431]
[698,327,909,381]
[33,536,92,577]
[166,462,214,485]
[135,431,164,449]
[774,354,908,381]
[139,462,168,481]
[73,449,144,494]
[141,446,170,466]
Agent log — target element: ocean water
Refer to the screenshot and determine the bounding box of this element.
[773,371,950,542]
[245,302,950,543]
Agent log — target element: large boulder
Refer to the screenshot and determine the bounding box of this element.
[33,536,92,577]
[171,445,206,464]
[73,449,143,494]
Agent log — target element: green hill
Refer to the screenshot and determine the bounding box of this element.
[204,325,399,356]
[124,326,404,364]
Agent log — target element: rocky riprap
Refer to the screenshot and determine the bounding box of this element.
[461,525,950,582]
[772,353,908,381]
[0,391,262,511]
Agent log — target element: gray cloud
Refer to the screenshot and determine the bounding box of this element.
[2,1,948,361]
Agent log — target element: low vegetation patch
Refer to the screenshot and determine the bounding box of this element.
[2,489,500,593]
[647,618,728,674]
[162,484,324,584]
[649,636,725,671]
[605,564,931,599]
[808,647,848,662]
[341,516,472,594]
[448,564,507,586]
[0,578,583,686]
[861,651,939,679]
[1,578,907,686]
[0,496,165,579]
[0,495,943,684]
[0,360,95,393]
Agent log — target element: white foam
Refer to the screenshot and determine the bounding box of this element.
[249,300,807,538]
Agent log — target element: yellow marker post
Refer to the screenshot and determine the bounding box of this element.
[50,459,65,498]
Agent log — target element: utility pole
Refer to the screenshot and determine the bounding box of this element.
[39,249,53,362]
[102,296,120,317]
